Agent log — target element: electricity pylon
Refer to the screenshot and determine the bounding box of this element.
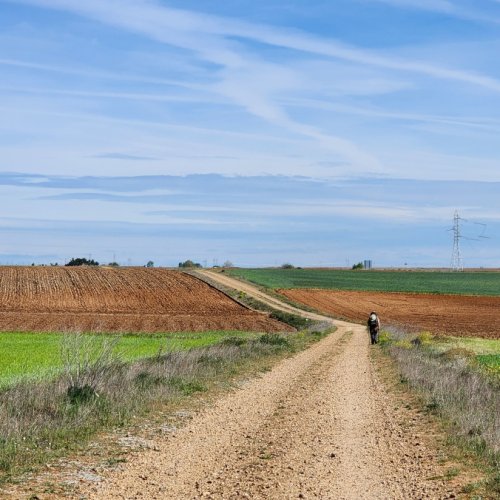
[450,210,464,271]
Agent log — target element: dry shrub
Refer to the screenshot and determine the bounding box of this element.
[61,332,122,402]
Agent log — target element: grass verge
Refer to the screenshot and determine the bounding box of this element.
[0,325,332,484]
[379,328,500,497]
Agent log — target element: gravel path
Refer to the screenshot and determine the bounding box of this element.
[197,271,332,323]
[78,273,453,499]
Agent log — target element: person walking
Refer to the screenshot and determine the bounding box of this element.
[367,311,381,345]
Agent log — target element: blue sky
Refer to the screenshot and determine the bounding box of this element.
[1,0,499,267]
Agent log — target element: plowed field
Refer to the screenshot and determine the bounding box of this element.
[0,267,287,333]
[280,289,500,338]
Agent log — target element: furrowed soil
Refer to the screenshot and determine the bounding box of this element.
[0,267,287,333]
[280,289,500,339]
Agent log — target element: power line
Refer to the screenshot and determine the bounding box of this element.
[473,222,489,239]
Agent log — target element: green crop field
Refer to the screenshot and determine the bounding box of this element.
[226,268,500,295]
[0,330,258,387]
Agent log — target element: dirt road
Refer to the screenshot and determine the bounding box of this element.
[197,270,337,323]
[76,272,454,499]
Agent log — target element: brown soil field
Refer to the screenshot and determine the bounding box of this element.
[0,267,288,333]
[279,289,500,338]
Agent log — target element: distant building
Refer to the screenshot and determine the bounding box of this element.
[364,260,373,270]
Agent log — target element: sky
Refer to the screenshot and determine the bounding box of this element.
[1,0,499,267]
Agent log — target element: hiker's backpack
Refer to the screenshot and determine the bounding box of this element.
[369,314,378,327]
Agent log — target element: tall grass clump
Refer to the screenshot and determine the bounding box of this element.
[0,327,329,482]
[382,327,500,472]
[61,333,122,403]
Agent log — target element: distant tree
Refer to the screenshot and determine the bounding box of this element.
[66,257,99,267]
[352,262,364,270]
[107,262,120,267]
[281,263,295,269]
[178,259,202,269]
[146,260,154,268]
[223,260,234,268]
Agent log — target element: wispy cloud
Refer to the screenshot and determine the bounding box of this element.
[286,97,500,134]
[407,0,457,8]
[12,0,500,91]
[366,0,456,14]
[1,85,220,104]
[0,57,202,90]
[365,0,500,24]
[5,171,497,221]
[90,153,159,161]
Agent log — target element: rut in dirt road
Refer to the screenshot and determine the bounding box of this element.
[82,324,451,499]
